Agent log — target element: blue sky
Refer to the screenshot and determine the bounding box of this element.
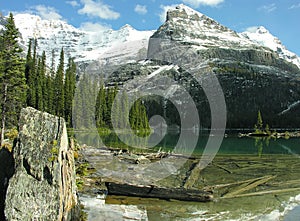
[1,0,300,55]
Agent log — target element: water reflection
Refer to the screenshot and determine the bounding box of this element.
[254,137,270,157]
[74,130,300,156]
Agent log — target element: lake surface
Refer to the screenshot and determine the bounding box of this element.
[96,131,300,156]
[77,131,300,221]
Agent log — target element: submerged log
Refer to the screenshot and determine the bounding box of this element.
[222,175,276,198]
[222,187,300,199]
[106,182,213,202]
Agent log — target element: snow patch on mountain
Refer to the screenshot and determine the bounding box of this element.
[11,13,154,67]
[156,5,300,69]
[240,26,300,68]
[1,6,299,70]
[154,4,266,52]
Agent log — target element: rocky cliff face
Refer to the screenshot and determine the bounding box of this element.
[106,5,300,128]
[240,26,300,68]
[5,107,79,220]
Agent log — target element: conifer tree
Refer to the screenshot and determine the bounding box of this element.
[0,13,26,145]
[129,97,139,130]
[64,57,76,126]
[105,87,115,127]
[95,82,107,128]
[111,84,120,129]
[254,110,263,133]
[35,57,44,110]
[46,49,56,114]
[25,38,36,108]
[73,74,97,129]
[40,51,47,111]
[120,90,129,129]
[25,39,32,82]
[54,48,65,117]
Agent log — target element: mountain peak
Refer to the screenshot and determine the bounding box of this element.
[244,26,271,35]
[152,4,252,50]
[174,4,204,17]
[121,24,134,30]
[166,4,205,22]
[240,26,300,68]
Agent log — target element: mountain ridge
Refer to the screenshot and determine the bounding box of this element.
[0,5,299,69]
[1,13,154,68]
[105,4,300,128]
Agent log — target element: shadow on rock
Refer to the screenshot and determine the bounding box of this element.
[0,146,14,221]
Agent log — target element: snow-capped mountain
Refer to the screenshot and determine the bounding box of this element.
[153,4,256,50]
[106,4,300,129]
[152,4,300,68]
[240,26,300,68]
[1,4,299,70]
[7,13,154,68]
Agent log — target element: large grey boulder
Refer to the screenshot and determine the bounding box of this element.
[5,107,79,220]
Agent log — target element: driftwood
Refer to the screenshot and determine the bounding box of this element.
[223,187,300,199]
[106,182,213,202]
[209,175,274,190]
[182,160,199,189]
[183,165,202,189]
[222,175,276,198]
[212,163,233,174]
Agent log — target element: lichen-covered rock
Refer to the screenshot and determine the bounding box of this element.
[5,107,79,220]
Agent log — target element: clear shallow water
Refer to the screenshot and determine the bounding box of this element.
[76,131,300,221]
[96,131,300,156]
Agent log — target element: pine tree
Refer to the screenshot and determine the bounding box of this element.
[255,110,263,133]
[95,82,107,128]
[128,96,150,132]
[46,49,56,114]
[0,13,26,145]
[25,38,36,108]
[73,74,97,129]
[129,97,139,130]
[54,48,65,117]
[140,100,149,131]
[25,39,32,82]
[35,57,44,110]
[64,57,76,126]
[111,84,120,129]
[40,51,47,111]
[105,87,115,127]
[120,90,129,129]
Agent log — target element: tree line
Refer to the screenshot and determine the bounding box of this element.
[73,75,150,133]
[0,13,150,145]
[95,83,150,132]
[25,39,77,124]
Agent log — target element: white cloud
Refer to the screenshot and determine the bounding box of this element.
[30,5,63,20]
[258,3,277,13]
[159,5,177,23]
[79,22,110,32]
[289,3,300,9]
[182,0,224,7]
[78,0,120,20]
[134,4,147,15]
[66,1,80,7]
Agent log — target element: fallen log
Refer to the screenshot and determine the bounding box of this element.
[212,163,233,174]
[208,175,274,190]
[105,182,213,202]
[222,187,300,199]
[269,179,300,187]
[182,160,199,189]
[222,175,276,198]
